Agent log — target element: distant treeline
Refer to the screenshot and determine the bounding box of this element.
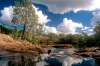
[0,23,100,48]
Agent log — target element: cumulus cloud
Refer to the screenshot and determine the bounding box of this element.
[82,26,90,30]
[0,6,13,24]
[0,5,50,25]
[91,14,100,27]
[0,6,91,35]
[91,10,100,27]
[32,5,51,24]
[42,18,85,34]
[83,28,94,35]
[33,0,100,14]
[92,9,100,15]
[57,18,83,34]
[0,5,52,34]
[43,25,58,34]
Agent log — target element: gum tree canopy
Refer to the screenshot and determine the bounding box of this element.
[94,22,100,35]
[94,22,100,45]
[12,0,38,40]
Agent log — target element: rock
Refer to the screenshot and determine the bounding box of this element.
[74,47,100,58]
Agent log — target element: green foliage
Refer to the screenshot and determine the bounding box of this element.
[47,33,59,44]
[12,27,20,39]
[0,25,21,40]
[0,23,99,47]
[93,22,100,46]
[13,0,38,40]
[94,22,100,35]
[95,58,100,66]
[0,25,12,34]
[1,8,100,48]
[0,24,99,48]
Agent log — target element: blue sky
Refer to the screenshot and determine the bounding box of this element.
[0,0,100,35]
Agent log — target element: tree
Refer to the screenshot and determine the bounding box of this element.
[94,22,100,36]
[93,22,100,46]
[58,34,74,44]
[12,27,20,39]
[48,33,59,44]
[12,0,38,40]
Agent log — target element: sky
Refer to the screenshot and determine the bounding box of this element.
[0,0,100,35]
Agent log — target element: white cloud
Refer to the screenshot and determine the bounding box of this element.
[82,26,90,30]
[33,0,100,14]
[91,14,100,27]
[32,5,51,24]
[42,18,84,34]
[57,18,83,34]
[92,9,100,15]
[0,5,53,35]
[0,5,50,25]
[83,28,94,35]
[0,6,13,24]
[43,25,58,34]
[91,10,100,27]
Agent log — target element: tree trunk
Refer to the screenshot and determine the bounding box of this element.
[21,23,26,40]
[21,56,25,66]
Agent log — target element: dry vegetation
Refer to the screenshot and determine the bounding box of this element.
[0,34,44,55]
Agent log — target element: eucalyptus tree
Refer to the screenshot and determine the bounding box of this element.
[94,22,100,36]
[12,0,38,40]
[93,22,100,46]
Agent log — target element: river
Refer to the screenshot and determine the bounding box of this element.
[0,48,99,66]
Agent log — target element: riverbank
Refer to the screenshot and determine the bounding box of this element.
[0,34,100,58]
[0,34,44,55]
[74,47,100,58]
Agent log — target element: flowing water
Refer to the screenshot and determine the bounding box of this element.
[0,48,99,66]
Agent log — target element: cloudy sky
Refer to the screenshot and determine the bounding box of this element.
[0,0,100,35]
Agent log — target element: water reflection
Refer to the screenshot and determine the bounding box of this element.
[94,58,100,66]
[35,54,96,66]
[0,48,99,66]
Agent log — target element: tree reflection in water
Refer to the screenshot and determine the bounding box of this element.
[94,58,100,66]
[7,55,99,66]
[8,56,41,66]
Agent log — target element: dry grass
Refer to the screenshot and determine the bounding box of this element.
[0,34,44,55]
